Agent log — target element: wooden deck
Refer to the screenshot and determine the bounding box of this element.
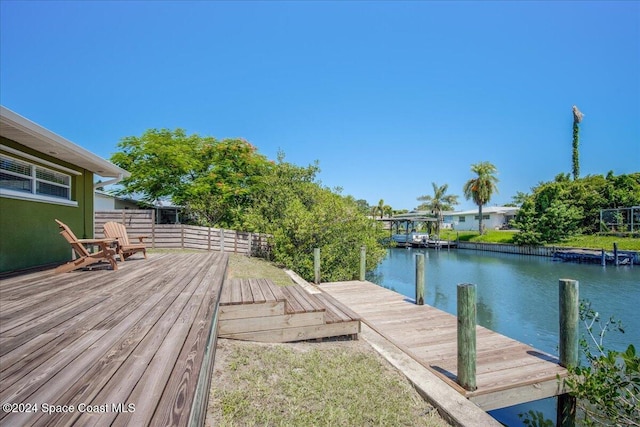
[0,252,227,427]
[218,278,360,342]
[318,280,568,411]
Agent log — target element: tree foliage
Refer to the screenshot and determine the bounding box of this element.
[462,161,499,235]
[112,133,389,281]
[565,301,640,426]
[417,182,459,236]
[110,129,270,228]
[243,154,388,282]
[512,172,640,245]
[520,301,639,427]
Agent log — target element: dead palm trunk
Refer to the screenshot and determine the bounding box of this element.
[572,105,584,181]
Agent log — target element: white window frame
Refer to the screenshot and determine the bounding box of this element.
[0,153,78,207]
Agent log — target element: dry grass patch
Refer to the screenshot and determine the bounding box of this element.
[207,339,450,427]
[226,254,294,286]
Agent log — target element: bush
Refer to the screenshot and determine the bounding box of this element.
[243,155,387,282]
[512,173,640,245]
[564,301,640,426]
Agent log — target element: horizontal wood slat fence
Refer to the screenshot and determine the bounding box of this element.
[95,210,270,256]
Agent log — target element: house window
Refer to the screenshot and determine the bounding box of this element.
[474,214,490,220]
[458,216,466,222]
[1,154,73,203]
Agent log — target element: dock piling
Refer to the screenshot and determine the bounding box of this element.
[415,253,425,305]
[457,283,477,391]
[558,278,579,427]
[314,248,321,284]
[360,246,366,281]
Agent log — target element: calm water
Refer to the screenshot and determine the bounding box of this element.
[367,248,640,426]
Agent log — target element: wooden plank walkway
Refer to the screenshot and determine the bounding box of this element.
[218,278,360,342]
[318,280,568,411]
[0,251,227,427]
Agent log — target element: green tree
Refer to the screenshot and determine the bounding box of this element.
[243,154,388,282]
[182,138,271,227]
[373,199,384,219]
[111,128,208,203]
[417,182,459,236]
[354,199,371,215]
[111,129,270,228]
[512,173,640,244]
[462,162,499,235]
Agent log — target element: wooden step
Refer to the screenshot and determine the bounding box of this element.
[218,278,360,342]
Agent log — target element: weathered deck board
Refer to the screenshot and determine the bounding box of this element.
[318,280,568,411]
[0,251,228,427]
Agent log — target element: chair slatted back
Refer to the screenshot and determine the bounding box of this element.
[55,219,91,258]
[103,222,130,246]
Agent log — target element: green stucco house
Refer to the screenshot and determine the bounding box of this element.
[0,106,130,273]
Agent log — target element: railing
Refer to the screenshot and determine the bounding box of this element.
[95,210,270,256]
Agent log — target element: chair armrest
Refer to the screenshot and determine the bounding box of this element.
[78,238,117,244]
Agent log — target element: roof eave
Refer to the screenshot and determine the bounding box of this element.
[0,106,130,179]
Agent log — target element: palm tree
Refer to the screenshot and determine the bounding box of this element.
[463,162,499,235]
[417,183,459,236]
[375,199,388,219]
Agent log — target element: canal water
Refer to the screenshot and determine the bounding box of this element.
[367,247,640,426]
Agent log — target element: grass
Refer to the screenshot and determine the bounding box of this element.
[438,229,517,243]
[209,340,448,427]
[556,235,640,251]
[437,230,640,250]
[226,253,294,286]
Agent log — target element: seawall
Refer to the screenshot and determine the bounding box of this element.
[456,241,639,265]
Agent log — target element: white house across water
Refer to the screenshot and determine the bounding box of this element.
[443,206,519,231]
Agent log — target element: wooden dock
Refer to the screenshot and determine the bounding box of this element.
[0,252,227,427]
[219,278,360,342]
[553,248,637,265]
[318,280,569,411]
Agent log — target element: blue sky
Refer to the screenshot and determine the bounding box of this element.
[1,1,638,211]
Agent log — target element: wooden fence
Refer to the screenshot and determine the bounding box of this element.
[95,210,271,256]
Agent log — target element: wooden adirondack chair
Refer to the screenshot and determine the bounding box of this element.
[54,219,118,273]
[103,221,147,261]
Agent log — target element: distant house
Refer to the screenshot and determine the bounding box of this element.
[443,206,519,231]
[94,190,140,211]
[0,106,129,273]
[94,191,184,224]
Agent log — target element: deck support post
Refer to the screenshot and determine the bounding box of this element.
[359,246,366,281]
[613,242,619,266]
[314,248,321,284]
[457,283,477,391]
[558,278,579,427]
[415,253,425,305]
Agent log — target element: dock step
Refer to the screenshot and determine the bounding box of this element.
[218,278,360,342]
